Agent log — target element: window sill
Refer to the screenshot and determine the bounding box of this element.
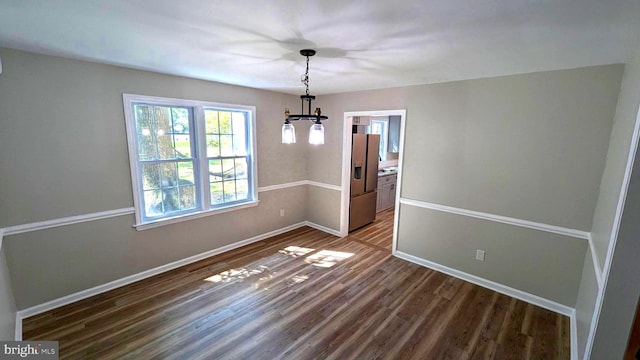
[133,200,260,231]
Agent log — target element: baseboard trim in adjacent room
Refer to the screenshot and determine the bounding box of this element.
[14,220,322,339]
[393,250,574,317]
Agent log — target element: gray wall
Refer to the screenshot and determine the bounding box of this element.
[397,205,587,305]
[0,249,16,340]
[399,68,621,231]
[589,49,640,360]
[591,126,640,359]
[306,186,341,231]
[316,65,623,305]
[0,48,308,308]
[590,51,640,270]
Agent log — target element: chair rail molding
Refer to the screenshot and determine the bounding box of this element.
[1,180,342,239]
[399,198,590,240]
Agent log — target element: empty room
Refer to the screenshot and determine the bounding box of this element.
[1,1,640,359]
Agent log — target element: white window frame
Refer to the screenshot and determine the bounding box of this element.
[123,93,258,230]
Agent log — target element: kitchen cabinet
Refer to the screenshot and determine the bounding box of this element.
[376,173,397,212]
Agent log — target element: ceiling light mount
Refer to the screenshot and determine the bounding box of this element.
[282,49,327,145]
[299,49,316,57]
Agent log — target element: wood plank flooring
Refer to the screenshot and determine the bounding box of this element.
[23,208,570,359]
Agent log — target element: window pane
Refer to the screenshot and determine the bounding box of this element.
[222,159,235,179]
[157,131,175,159]
[179,185,196,210]
[137,131,157,160]
[171,108,189,134]
[209,159,223,183]
[154,107,173,159]
[135,105,193,160]
[235,158,247,179]
[236,179,249,200]
[143,190,163,217]
[205,110,219,134]
[160,163,178,187]
[210,182,224,205]
[135,105,157,160]
[174,134,192,158]
[177,161,195,185]
[223,180,237,201]
[162,188,180,213]
[220,135,233,157]
[141,163,161,190]
[135,105,153,131]
[218,112,232,134]
[232,112,247,156]
[207,135,220,157]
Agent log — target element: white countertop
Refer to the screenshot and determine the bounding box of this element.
[378,169,398,177]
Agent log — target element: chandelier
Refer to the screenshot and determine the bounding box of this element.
[282,49,328,145]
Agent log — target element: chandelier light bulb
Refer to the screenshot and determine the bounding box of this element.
[309,122,324,145]
[282,121,296,144]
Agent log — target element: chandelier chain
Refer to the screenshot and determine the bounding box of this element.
[304,55,310,96]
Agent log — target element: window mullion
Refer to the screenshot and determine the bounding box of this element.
[194,106,210,210]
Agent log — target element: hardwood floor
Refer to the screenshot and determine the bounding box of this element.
[23,208,570,359]
[625,299,640,360]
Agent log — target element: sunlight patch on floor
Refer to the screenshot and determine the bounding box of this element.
[305,250,354,268]
[290,275,309,284]
[279,246,315,257]
[204,265,271,283]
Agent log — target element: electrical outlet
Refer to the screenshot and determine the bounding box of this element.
[280,209,285,217]
[475,249,485,262]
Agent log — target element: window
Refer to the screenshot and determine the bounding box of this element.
[370,118,389,161]
[123,94,257,229]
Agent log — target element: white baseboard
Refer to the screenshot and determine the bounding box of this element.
[15,221,317,339]
[395,250,579,359]
[304,221,343,237]
[393,250,574,317]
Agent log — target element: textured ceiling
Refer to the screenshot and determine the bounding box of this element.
[1,0,639,94]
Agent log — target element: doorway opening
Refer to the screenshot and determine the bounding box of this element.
[339,110,406,254]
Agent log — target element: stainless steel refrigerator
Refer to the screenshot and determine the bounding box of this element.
[349,134,380,232]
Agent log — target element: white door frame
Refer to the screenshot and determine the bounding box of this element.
[340,109,407,254]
